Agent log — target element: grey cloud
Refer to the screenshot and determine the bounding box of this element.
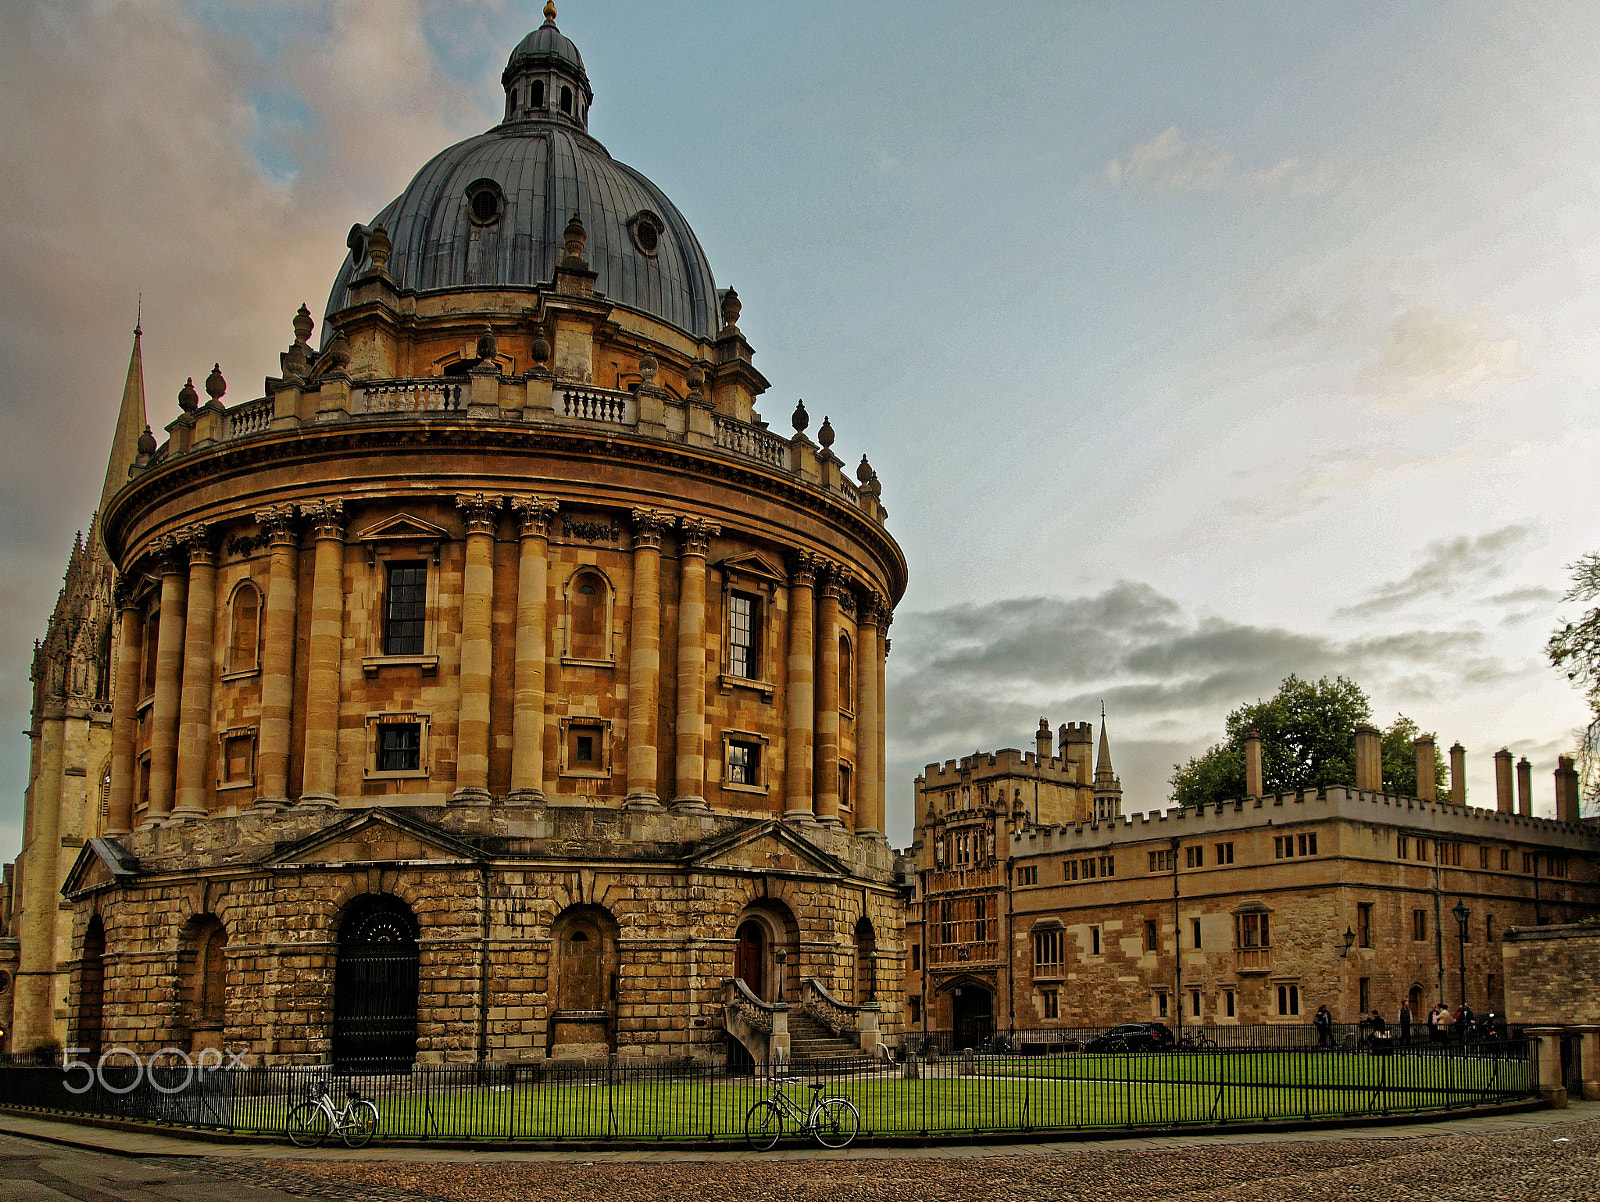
[1487,586,1560,606]
[886,581,1517,821]
[1334,525,1539,619]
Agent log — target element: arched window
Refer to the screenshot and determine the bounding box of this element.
[142,610,159,696]
[181,915,228,1048]
[560,85,572,114]
[838,633,853,704]
[532,80,545,108]
[853,916,877,1004]
[567,570,609,661]
[228,582,261,673]
[78,915,106,1058]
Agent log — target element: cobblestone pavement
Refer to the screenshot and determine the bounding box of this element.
[228,1116,1600,1202]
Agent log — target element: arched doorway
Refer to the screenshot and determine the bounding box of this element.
[332,894,419,1071]
[735,921,764,996]
[77,915,106,1059]
[952,983,994,1051]
[180,915,228,1055]
[1409,983,1423,1011]
[548,906,619,1057]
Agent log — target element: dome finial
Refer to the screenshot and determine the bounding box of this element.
[543,1,557,23]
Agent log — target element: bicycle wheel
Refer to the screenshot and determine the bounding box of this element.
[342,1099,379,1148]
[286,1101,331,1148]
[744,1100,784,1151]
[812,1097,860,1149]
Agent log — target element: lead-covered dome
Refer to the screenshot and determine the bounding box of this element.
[324,7,718,339]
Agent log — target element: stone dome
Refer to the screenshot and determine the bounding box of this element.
[323,11,718,340]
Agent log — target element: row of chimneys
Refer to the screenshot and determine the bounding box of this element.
[1241,726,1584,823]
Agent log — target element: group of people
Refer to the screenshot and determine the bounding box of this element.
[1313,1000,1479,1047]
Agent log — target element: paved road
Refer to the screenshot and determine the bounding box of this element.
[2,1104,1598,1201]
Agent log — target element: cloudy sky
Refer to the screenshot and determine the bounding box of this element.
[1,0,1596,854]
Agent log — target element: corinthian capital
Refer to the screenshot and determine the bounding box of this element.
[455,492,501,537]
[155,534,188,576]
[630,507,672,550]
[510,494,560,538]
[858,590,889,627]
[178,522,217,565]
[304,499,346,541]
[253,504,299,547]
[789,549,821,589]
[678,515,720,557]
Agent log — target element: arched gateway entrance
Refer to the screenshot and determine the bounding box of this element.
[332,894,419,1070]
[952,983,994,1051]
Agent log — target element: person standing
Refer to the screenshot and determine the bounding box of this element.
[1314,1003,1333,1048]
[1426,1003,1441,1044]
[1398,1000,1412,1044]
[1436,1003,1454,1044]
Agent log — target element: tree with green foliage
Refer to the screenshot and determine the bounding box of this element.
[1170,674,1443,807]
[1379,713,1447,799]
[1547,551,1600,814]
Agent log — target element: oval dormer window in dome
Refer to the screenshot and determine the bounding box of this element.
[629,210,664,256]
[466,179,505,226]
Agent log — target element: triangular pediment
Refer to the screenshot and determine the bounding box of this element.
[717,551,785,582]
[354,513,451,545]
[688,819,851,877]
[265,809,483,869]
[62,838,140,898]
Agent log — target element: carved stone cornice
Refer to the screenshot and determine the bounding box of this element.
[510,495,560,539]
[789,549,822,590]
[837,588,857,618]
[678,516,720,558]
[155,534,188,577]
[253,504,299,548]
[455,492,500,537]
[304,498,346,541]
[630,507,672,551]
[179,522,218,566]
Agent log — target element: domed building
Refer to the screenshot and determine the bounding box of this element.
[5,6,906,1066]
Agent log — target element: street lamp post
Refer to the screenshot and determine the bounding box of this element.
[1450,900,1470,1015]
[774,948,787,1005]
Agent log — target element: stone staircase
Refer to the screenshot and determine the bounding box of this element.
[786,1009,873,1067]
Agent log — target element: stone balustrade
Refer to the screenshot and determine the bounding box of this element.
[800,977,859,1035]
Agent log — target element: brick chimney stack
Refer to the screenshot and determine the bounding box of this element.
[1036,718,1052,762]
[1494,748,1514,813]
[1555,756,1581,822]
[1245,728,1263,798]
[1354,724,1383,792]
[1449,742,1467,807]
[1414,735,1438,801]
[1516,756,1533,816]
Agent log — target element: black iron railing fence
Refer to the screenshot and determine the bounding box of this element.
[0,1038,1534,1143]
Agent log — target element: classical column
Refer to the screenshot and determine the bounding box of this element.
[509,496,559,800]
[854,593,883,837]
[877,612,890,838]
[673,516,720,810]
[624,508,670,809]
[253,504,299,809]
[814,566,844,826]
[784,552,818,822]
[106,580,143,834]
[299,500,345,805]
[144,536,189,823]
[454,493,498,804]
[172,525,218,818]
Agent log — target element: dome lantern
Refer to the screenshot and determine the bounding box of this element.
[501,2,593,129]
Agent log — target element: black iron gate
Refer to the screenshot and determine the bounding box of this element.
[332,895,419,1071]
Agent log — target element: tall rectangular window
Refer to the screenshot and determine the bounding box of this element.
[1042,988,1059,1019]
[974,895,989,942]
[1277,984,1299,1016]
[1157,991,1169,1018]
[1357,902,1372,948]
[1500,848,1511,871]
[728,591,759,678]
[1236,912,1269,948]
[911,944,921,970]
[1191,918,1202,949]
[1479,846,1491,869]
[1398,836,1409,860]
[1033,928,1063,974]
[384,562,427,655]
[1090,926,1101,956]
[1186,845,1203,869]
[727,740,760,785]
[1191,990,1202,1018]
[1412,909,1427,941]
[939,900,955,946]
[1144,919,1158,952]
[838,763,853,811]
[1226,989,1235,1018]
[1215,842,1234,864]
[1359,977,1370,1013]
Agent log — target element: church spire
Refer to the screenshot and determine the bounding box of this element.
[1095,702,1115,782]
[98,321,149,524]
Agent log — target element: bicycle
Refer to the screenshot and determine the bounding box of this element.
[1176,1030,1215,1051]
[286,1079,379,1148]
[744,1075,860,1150]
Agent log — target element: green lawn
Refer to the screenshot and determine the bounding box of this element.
[283,1050,1531,1142]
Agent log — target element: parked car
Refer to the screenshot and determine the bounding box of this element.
[1084,1022,1176,1053]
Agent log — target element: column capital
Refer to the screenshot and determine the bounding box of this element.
[113,574,141,612]
[858,590,888,628]
[154,534,188,577]
[820,563,855,603]
[510,494,560,538]
[630,506,672,550]
[678,515,720,557]
[178,523,218,566]
[253,503,300,547]
[304,498,346,541]
[789,549,823,589]
[455,492,500,537]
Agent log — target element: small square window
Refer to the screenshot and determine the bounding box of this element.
[562,719,611,777]
[378,723,421,772]
[1215,841,1234,864]
[575,734,596,764]
[218,730,256,788]
[728,740,759,784]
